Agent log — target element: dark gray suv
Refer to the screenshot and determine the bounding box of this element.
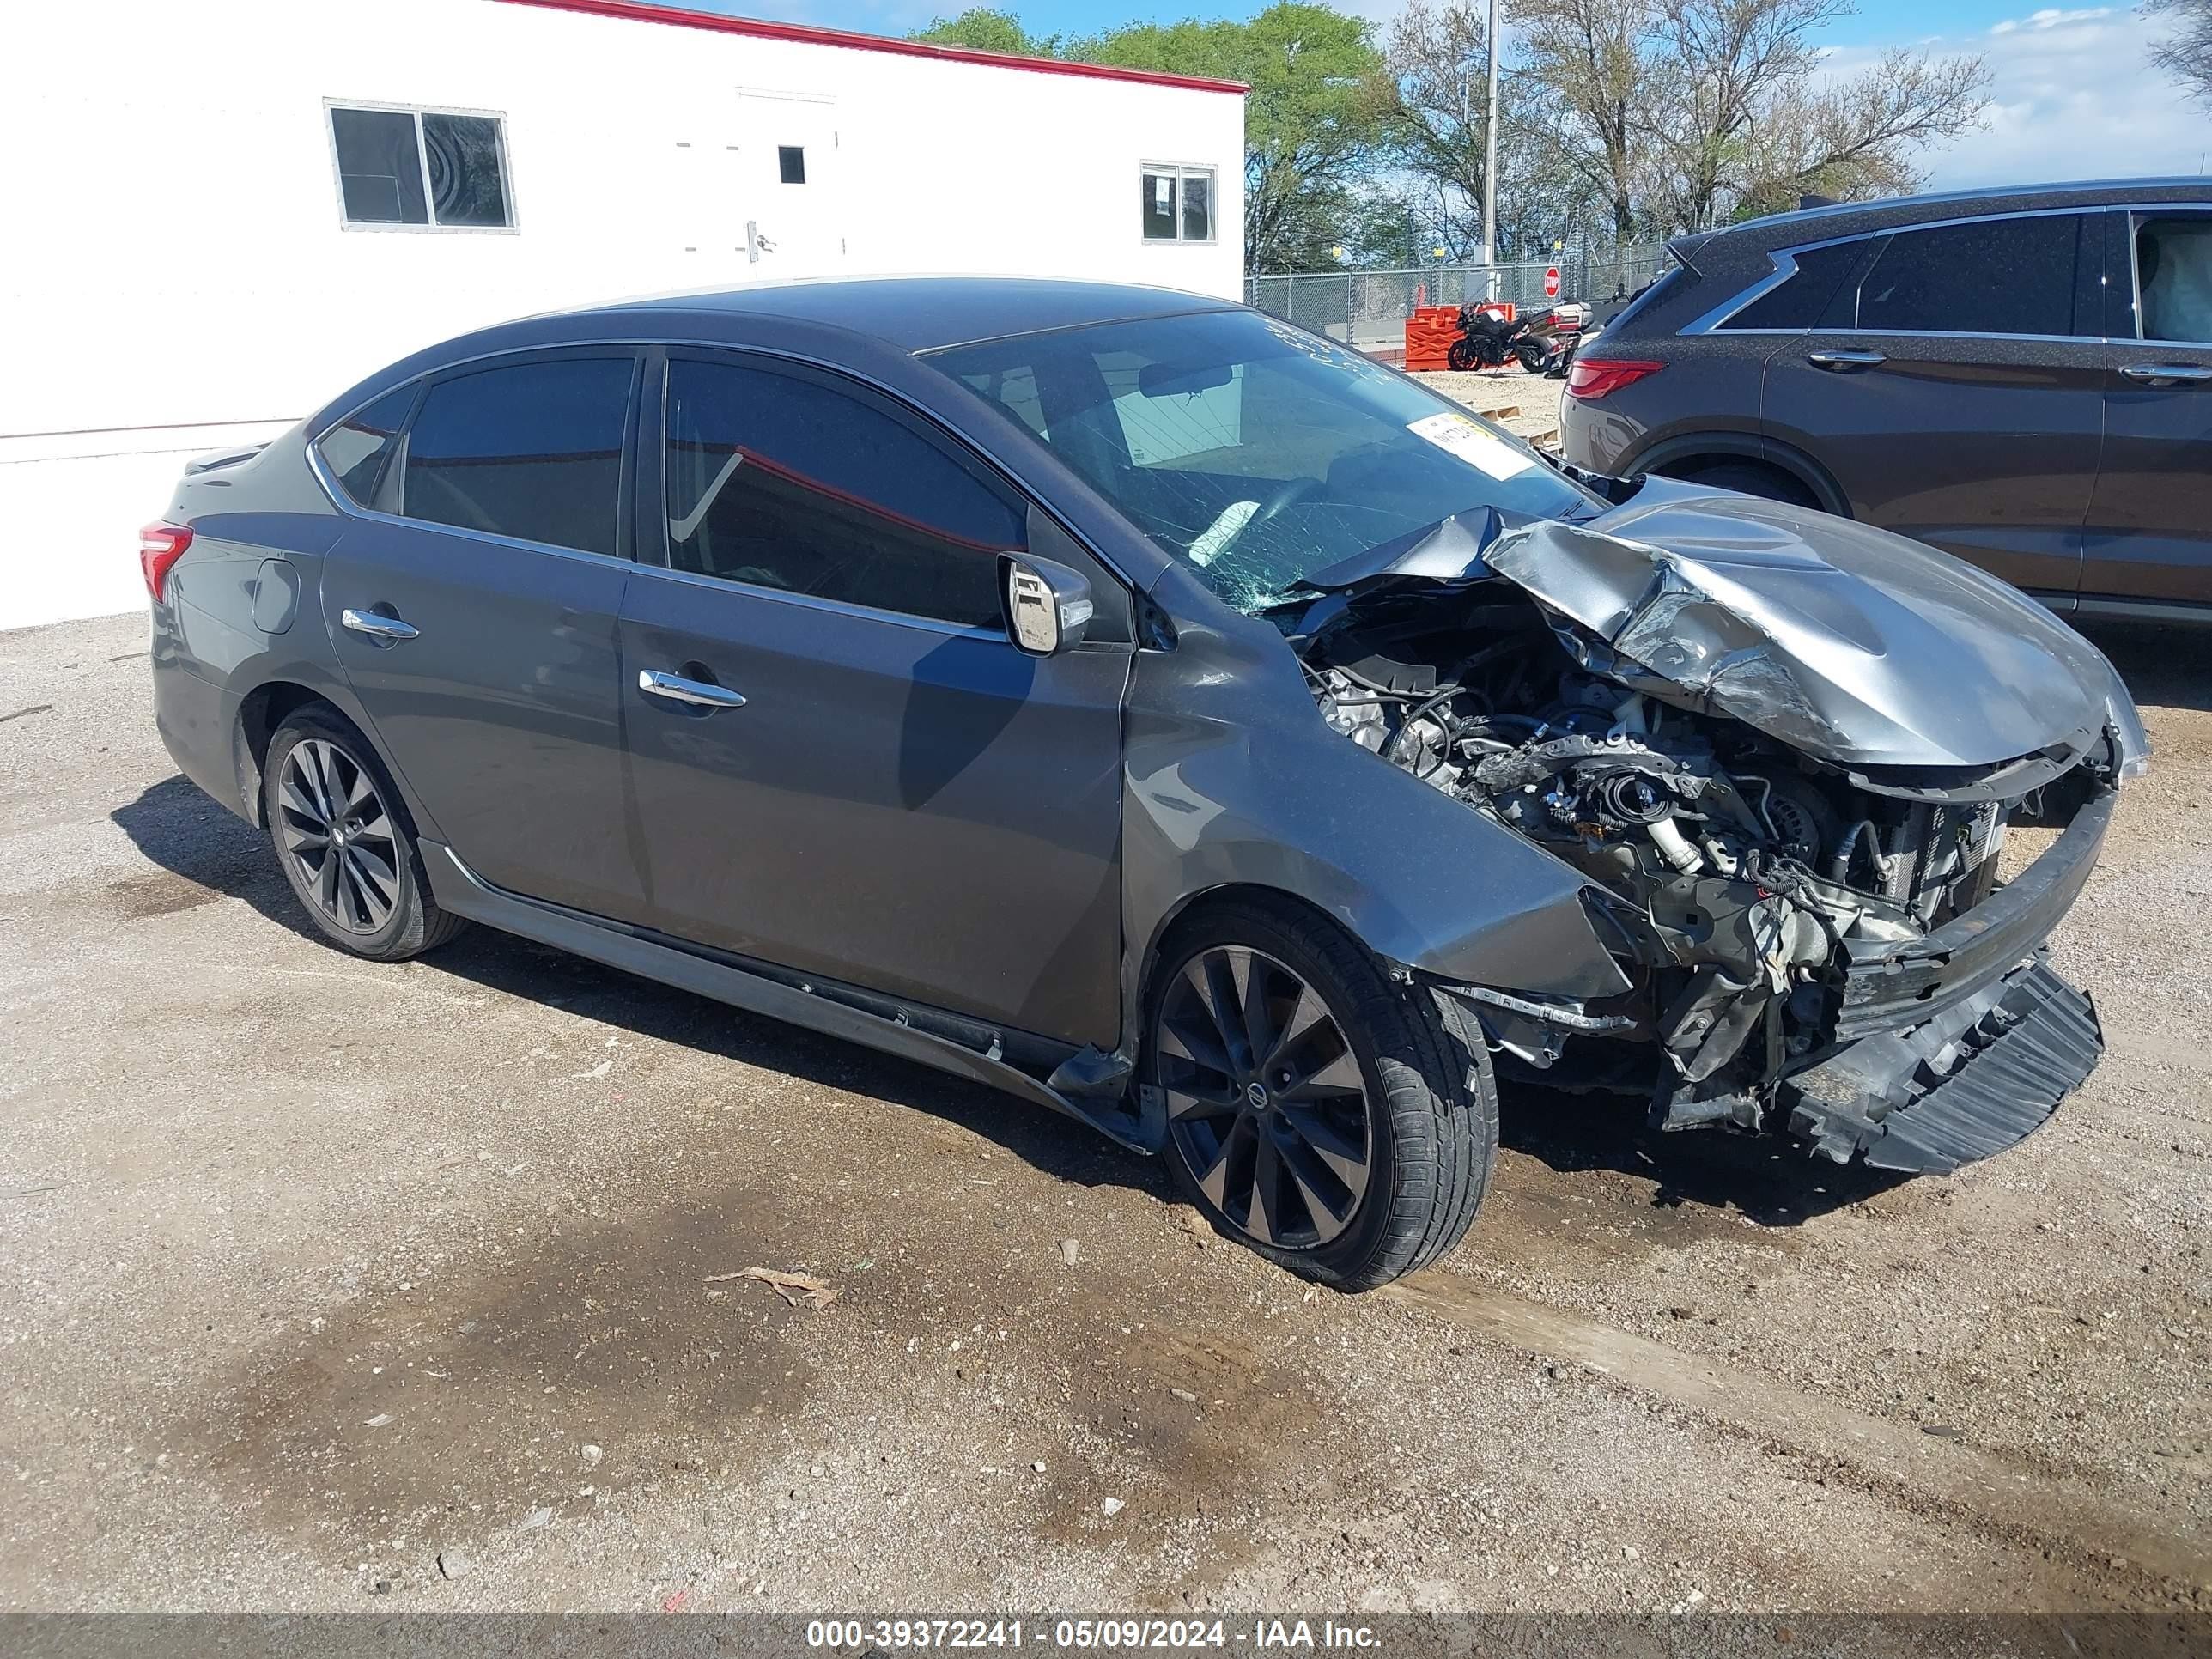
[147,278,2143,1290]
[1559,179,2212,622]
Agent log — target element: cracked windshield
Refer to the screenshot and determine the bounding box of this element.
[931,309,1594,612]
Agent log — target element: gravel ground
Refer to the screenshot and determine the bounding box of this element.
[0,611,2207,1616]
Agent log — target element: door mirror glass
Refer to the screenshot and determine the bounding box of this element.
[1002,553,1093,656]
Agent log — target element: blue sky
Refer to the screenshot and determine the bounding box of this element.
[690,0,2210,189]
[717,0,2038,35]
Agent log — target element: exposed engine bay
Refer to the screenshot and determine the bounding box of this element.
[1290,558,2124,1167]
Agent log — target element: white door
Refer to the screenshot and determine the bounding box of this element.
[733,91,842,275]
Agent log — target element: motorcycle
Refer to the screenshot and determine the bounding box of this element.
[1514,301,1591,378]
[1447,301,1590,374]
[1444,303,1520,372]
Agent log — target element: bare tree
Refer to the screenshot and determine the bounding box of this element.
[1507,0,1986,240]
[2148,0,2212,108]
[1387,0,1495,255]
[1388,1,1601,257]
[1723,48,1990,221]
[1509,0,1652,241]
[1640,0,1987,231]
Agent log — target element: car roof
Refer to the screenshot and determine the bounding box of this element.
[305,275,1247,459]
[574,275,1240,354]
[1677,176,2212,260]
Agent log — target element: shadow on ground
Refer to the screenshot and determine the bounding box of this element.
[113,770,1915,1239]
[1497,1079,1908,1229]
[109,773,1154,1200]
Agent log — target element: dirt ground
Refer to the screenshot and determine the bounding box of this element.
[1,609,2208,1617]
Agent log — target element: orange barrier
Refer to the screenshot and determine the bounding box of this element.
[1403,305,1460,371]
[1404,301,1516,371]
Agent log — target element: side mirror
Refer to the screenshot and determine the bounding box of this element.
[1001,551,1094,657]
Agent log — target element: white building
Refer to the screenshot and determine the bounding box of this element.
[3,0,1247,629]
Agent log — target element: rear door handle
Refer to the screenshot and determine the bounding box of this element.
[1806,349,1887,372]
[340,607,419,641]
[637,668,746,710]
[2120,362,2212,386]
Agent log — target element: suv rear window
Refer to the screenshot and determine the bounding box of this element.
[1723,240,1869,331]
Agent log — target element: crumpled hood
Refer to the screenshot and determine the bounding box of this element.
[1482,477,2147,774]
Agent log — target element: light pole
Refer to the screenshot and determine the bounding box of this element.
[1480,0,1499,270]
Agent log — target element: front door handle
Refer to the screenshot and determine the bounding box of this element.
[637,668,747,710]
[340,607,419,641]
[2120,362,2212,386]
[1806,349,1887,372]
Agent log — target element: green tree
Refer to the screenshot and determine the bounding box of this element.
[908,9,1056,55]
[1075,4,1395,274]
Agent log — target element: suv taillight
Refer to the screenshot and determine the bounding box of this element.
[1565,358,1665,401]
[139,523,193,603]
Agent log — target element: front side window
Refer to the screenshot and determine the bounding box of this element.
[2135,215,2212,343]
[1840,214,2081,337]
[932,308,1595,615]
[1143,166,1214,243]
[401,358,634,555]
[329,104,514,229]
[663,358,1024,629]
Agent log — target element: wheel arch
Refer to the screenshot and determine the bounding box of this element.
[231,678,438,841]
[1630,431,1851,517]
[1134,883,1382,1023]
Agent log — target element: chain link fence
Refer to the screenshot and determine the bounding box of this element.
[1248,247,1670,354]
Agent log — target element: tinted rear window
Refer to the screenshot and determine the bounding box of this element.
[1723,240,1869,331]
[402,358,633,556]
[317,385,416,507]
[1849,215,2082,337]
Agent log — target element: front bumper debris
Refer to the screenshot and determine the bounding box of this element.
[1780,954,2100,1173]
[1832,786,2112,1042]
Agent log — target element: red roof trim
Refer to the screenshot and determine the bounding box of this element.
[490,0,1249,94]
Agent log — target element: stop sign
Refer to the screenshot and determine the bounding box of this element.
[1544,266,1561,298]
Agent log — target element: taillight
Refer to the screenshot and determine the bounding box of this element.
[1565,358,1665,401]
[140,523,193,603]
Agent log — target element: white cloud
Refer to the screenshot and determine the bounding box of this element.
[1822,6,2208,191]
[1990,8,2113,34]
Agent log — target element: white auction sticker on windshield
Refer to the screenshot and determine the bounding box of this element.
[1407,411,1536,480]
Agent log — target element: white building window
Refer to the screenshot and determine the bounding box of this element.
[328,103,514,230]
[1142,165,1214,244]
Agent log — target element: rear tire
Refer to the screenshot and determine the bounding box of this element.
[1662,459,1821,509]
[1147,896,1498,1291]
[263,707,465,963]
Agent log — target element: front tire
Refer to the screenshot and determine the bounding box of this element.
[1445,337,1479,373]
[264,707,465,962]
[1147,896,1498,1291]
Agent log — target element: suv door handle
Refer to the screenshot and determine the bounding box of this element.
[1806,349,1887,372]
[2120,362,2212,386]
[637,668,746,710]
[340,607,419,641]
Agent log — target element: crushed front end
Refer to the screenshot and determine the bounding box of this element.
[1289,489,2144,1173]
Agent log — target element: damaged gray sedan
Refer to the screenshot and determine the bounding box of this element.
[148,280,2144,1291]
